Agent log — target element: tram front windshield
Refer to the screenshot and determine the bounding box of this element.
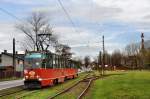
[25,53,43,69]
[25,58,42,69]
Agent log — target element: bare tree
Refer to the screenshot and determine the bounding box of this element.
[55,44,72,59]
[125,43,140,56]
[124,43,141,69]
[111,49,122,66]
[16,12,57,51]
[144,48,150,67]
[84,56,91,68]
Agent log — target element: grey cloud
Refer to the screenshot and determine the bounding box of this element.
[66,1,123,21]
[143,14,150,19]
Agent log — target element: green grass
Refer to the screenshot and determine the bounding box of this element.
[86,71,150,99]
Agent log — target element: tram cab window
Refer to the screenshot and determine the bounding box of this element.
[25,58,41,69]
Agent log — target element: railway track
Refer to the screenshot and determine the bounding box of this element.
[0,85,39,99]
[15,90,38,99]
[0,86,25,98]
[47,73,100,99]
[0,72,96,99]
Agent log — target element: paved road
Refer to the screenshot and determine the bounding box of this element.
[0,80,23,90]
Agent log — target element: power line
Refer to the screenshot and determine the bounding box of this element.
[0,7,22,22]
[57,0,78,33]
[90,0,104,33]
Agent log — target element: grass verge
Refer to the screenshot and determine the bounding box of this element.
[85,70,150,99]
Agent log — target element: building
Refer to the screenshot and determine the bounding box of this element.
[0,50,24,72]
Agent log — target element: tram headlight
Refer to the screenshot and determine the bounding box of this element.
[36,75,40,78]
[38,78,42,81]
[24,70,28,74]
[25,75,28,79]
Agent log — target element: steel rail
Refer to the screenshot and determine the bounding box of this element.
[15,90,38,99]
[0,87,24,97]
[77,78,93,99]
[47,73,99,99]
[47,74,90,99]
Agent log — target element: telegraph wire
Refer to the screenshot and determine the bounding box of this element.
[0,7,23,22]
[57,0,78,33]
[0,7,24,38]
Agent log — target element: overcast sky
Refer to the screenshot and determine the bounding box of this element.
[0,0,150,58]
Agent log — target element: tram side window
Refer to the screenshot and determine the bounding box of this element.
[74,63,77,68]
[53,54,56,68]
[63,58,66,68]
[70,62,75,68]
[66,61,68,68]
[66,59,68,68]
[64,58,69,68]
[46,54,53,68]
[42,59,46,68]
[63,58,65,68]
[55,55,58,68]
[57,56,59,68]
[55,55,59,68]
[61,57,64,68]
[68,61,71,68]
[59,56,61,68]
[59,56,62,68]
[72,63,74,68]
[64,58,68,68]
[66,60,70,68]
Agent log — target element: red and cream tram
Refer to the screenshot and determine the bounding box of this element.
[23,51,78,88]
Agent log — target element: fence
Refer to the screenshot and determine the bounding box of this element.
[0,71,23,79]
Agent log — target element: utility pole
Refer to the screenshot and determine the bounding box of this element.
[98,51,102,75]
[102,35,105,75]
[140,33,145,70]
[13,38,16,77]
[141,33,145,51]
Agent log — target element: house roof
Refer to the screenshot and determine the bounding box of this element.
[1,52,25,60]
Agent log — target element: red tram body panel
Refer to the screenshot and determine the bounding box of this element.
[23,51,78,88]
